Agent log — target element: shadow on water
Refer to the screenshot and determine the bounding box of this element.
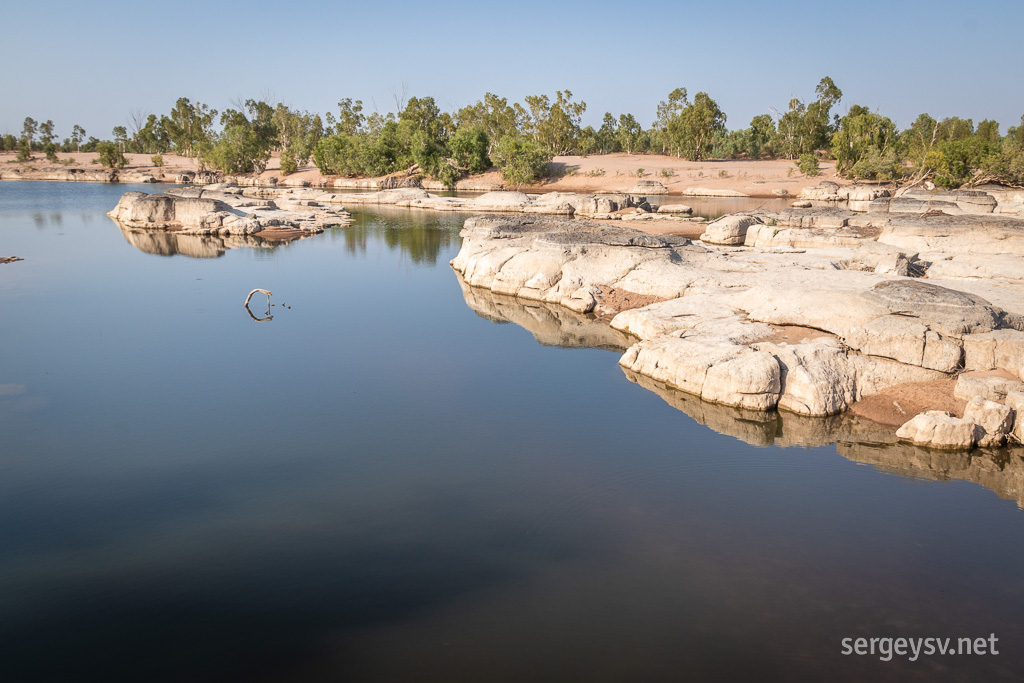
[456,275,1024,508]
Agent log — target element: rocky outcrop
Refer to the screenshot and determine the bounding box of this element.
[451,215,1024,419]
[628,180,668,195]
[108,188,351,236]
[0,168,116,182]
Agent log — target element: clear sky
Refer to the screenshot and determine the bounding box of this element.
[2,0,1022,140]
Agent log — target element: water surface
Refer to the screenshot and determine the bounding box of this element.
[1,181,1023,682]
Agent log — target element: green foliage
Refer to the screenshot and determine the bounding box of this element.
[203,122,271,175]
[494,135,551,188]
[280,151,298,175]
[151,154,164,167]
[523,90,586,155]
[165,97,218,157]
[71,125,86,152]
[44,143,58,162]
[455,93,525,155]
[831,105,900,179]
[16,141,32,162]
[448,126,491,174]
[21,117,37,148]
[797,153,819,177]
[666,91,726,161]
[96,141,127,169]
[775,77,843,158]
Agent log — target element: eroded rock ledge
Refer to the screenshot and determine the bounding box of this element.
[450,214,1024,450]
[108,185,351,238]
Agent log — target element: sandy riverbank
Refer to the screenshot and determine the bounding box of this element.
[0,150,841,197]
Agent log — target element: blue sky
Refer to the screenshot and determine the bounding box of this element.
[2,0,1022,140]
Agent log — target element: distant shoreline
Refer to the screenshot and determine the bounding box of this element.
[0,150,849,199]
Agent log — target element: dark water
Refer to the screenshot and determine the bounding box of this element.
[1,181,1023,682]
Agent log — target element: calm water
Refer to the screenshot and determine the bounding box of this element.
[1,181,1023,682]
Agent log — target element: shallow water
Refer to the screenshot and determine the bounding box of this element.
[1,181,1023,682]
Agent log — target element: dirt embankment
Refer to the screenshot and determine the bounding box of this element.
[0,150,839,197]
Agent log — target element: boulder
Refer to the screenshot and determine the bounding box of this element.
[962,329,1024,376]
[962,396,1014,447]
[700,214,762,245]
[657,204,693,214]
[1005,391,1024,444]
[619,338,781,411]
[896,411,981,450]
[954,374,1024,402]
[798,182,841,201]
[628,180,668,195]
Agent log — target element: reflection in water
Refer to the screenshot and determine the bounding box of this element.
[630,365,1024,507]
[457,275,635,351]
[455,278,1024,507]
[343,207,465,265]
[115,222,307,258]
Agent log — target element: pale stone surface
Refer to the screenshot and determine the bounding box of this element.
[844,315,962,373]
[628,180,668,195]
[700,214,762,245]
[450,214,1024,432]
[962,329,1024,377]
[896,411,980,450]
[954,374,1024,402]
[679,187,749,197]
[619,337,781,410]
[657,204,693,214]
[963,396,1015,447]
[1005,391,1024,444]
[108,188,351,235]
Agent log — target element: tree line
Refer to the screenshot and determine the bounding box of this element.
[4,78,1024,189]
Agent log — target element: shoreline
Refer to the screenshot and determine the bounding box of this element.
[0,150,850,199]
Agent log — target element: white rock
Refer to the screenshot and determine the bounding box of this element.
[963,396,1014,447]
[954,374,1024,402]
[1004,391,1024,444]
[896,411,980,450]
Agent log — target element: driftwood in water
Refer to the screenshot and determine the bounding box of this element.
[244,288,272,307]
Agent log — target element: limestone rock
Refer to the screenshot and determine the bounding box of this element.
[954,374,1024,402]
[680,187,749,197]
[844,315,962,373]
[1005,391,1024,444]
[962,396,1014,447]
[628,180,668,195]
[619,337,781,410]
[962,329,1024,377]
[798,182,841,201]
[896,411,981,450]
[700,214,762,245]
[657,204,693,214]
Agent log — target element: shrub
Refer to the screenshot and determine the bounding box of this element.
[44,143,58,162]
[635,168,644,177]
[96,141,128,169]
[797,153,819,177]
[494,136,552,188]
[16,142,32,162]
[659,168,675,178]
[280,151,297,176]
[151,154,164,167]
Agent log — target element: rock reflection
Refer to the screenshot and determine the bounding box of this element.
[626,368,1024,507]
[457,276,635,351]
[454,279,1024,506]
[116,223,308,258]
